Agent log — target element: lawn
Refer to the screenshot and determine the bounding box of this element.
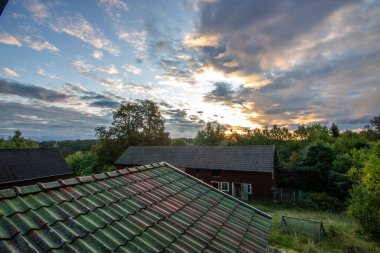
[249,201,380,253]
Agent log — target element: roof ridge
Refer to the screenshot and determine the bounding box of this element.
[0,147,60,151]
[0,162,165,200]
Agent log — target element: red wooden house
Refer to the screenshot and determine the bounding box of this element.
[116,146,277,201]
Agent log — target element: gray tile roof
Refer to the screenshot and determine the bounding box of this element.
[116,146,276,173]
[0,162,271,252]
[0,148,72,185]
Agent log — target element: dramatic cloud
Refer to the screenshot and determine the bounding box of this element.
[26,0,51,21]
[183,33,221,48]
[123,64,142,75]
[3,68,19,77]
[0,34,22,47]
[25,1,119,55]
[50,15,120,55]
[97,65,119,74]
[0,101,112,140]
[37,68,59,79]
[196,0,380,129]
[164,108,204,138]
[0,78,71,102]
[91,50,103,59]
[23,36,59,52]
[0,33,58,52]
[90,99,120,108]
[118,31,147,52]
[99,0,128,16]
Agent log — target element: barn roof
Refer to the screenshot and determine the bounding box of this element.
[0,148,72,186]
[116,146,276,173]
[0,162,271,252]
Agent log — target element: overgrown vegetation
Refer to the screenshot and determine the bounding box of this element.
[39,139,98,157]
[251,201,380,253]
[0,130,38,148]
[2,101,379,241]
[195,115,380,240]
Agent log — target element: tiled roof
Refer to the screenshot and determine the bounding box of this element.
[0,148,72,185]
[0,162,271,253]
[116,146,276,173]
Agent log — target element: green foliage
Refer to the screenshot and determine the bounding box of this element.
[332,153,353,173]
[363,114,380,140]
[170,138,187,146]
[194,122,225,145]
[65,151,113,176]
[252,201,380,253]
[334,130,370,155]
[0,130,38,149]
[329,122,340,138]
[294,124,332,143]
[307,192,344,211]
[347,146,380,239]
[66,151,101,176]
[298,142,335,174]
[348,186,380,239]
[39,139,98,157]
[94,100,170,165]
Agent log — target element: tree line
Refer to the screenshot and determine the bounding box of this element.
[1,100,379,239]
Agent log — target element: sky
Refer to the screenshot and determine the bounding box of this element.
[0,0,379,141]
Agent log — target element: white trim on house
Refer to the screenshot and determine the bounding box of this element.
[220,182,229,192]
[211,181,219,189]
[246,183,252,194]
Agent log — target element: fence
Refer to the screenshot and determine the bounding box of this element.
[272,188,308,203]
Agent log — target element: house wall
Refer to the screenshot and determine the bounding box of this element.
[117,164,275,200]
[185,168,275,201]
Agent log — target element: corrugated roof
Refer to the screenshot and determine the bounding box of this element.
[0,162,271,252]
[116,146,276,173]
[0,148,72,185]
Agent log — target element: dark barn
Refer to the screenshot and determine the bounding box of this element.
[116,146,277,201]
[0,148,72,189]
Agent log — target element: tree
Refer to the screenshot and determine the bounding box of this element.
[298,142,335,175]
[0,130,38,149]
[334,130,369,155]
[294,124,332,143]
[330,122,340,138]
[362,114,380,140]
[194,122,225,145]
[94,100,170,165]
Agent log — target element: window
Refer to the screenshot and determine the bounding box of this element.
[220,182,229,192]
[211,181,219,189]
[245,184,252,194]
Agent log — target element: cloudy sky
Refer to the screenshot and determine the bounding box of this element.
[0,0,379,140]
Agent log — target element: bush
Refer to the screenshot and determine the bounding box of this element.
[66,151,101,176]
[347,186,380,239]
[307,192,345,211]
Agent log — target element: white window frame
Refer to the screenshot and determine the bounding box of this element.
[220,182,229,192]
[245,184,252,194]
[211,181,219,189]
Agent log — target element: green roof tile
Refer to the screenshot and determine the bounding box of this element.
[0,163,271,252]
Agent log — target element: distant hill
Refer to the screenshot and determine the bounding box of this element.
[39,139,99,157]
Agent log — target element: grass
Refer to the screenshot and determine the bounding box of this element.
[249,201,380,253]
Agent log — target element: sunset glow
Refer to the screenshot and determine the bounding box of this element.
[0,0,379,140]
